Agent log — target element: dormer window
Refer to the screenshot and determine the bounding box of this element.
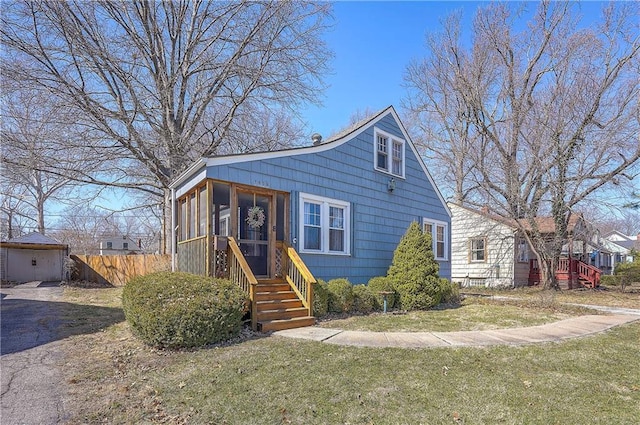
[377,134,388,169]
[374,128,404,178]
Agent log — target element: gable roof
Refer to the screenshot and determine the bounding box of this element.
[603,230,634,241]
[449,203,584,234]
[170,106,451,217]
[525,215,583,234]
[604,230,639,250]
[598,238,630,254]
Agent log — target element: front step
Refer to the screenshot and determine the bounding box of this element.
[256,282,291,292]
[255,290,299,302]
[254,279,314,332]
[258,316,316,332]
[257,306,309,321]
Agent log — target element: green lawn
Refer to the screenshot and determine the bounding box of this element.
[61,287,640,424]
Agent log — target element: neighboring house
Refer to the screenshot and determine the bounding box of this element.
[169,106,451,331]
[594,238,630,273]
[450,203,601,289]
[99,236,142,255]
[0,232,69,283]
[449,203,531,288]
[604,230,639,262]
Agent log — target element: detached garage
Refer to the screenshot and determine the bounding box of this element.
[0,232,69,283]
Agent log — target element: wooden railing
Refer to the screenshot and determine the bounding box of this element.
[578,261,601,288]
[278,241,316,314]
[227,237,259,330]
[529,258,601,288]
[556,258,574,273]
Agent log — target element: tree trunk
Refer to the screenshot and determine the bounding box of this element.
[537,252,560,290]
[37,200,45,235]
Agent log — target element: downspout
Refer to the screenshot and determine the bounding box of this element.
[513,230,517,288]
[171,187,176,272]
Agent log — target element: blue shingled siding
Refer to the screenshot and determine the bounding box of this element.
[202,112,451,284]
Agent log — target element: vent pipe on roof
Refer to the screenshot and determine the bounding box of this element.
[311,133,322,146]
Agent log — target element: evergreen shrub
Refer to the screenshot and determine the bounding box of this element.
[122,272,247,349]
[352,284,377,314]
[614,253,640,292]
[600,275,617,286]
[327,278,354,313]
[388,221,450,310]
[367,276,397,310]
[439,279,461,304]
[313,279,330,317]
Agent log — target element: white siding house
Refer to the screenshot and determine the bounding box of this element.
[99,236,142,255]
[604,231,638,263]
[449,203,531,288]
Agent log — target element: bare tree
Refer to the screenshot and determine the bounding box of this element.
[405,1,640,288]
[51,205,110,255]
[404,11,483,203]
[215,104,309,154]
[1,0,332,250]
[0,83,87,235]
[584,208,640,237]
[0,182,32,239]
[50,204,161,255]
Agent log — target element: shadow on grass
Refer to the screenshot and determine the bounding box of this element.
[1,297,124,355]
[431,302,464,311]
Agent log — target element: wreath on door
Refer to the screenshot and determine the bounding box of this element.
[246,205,265,229]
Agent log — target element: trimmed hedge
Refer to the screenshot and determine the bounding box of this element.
[600,275,618,286]
[367,276,397,310]
[352,284,377,314]
[327,278,355,313]
[122,272,248,349]
[313,279,330,317]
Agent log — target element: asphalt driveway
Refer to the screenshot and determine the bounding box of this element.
[1,281,68,424]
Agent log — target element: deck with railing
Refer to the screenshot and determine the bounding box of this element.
[529,258,601,288]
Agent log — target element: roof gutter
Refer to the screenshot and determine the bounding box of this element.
[169,158,205,190]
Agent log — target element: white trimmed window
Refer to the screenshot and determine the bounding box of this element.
[469,237,486,262]
[517,237,529,263]
[374,128,404,178]
[300,193,350,255]
[422,218,448,260]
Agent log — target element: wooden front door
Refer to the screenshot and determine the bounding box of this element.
[237,190,273,278]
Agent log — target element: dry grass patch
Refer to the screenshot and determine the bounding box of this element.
[462,283,640,309]
[316,297,598,332]
[58,287,125,338]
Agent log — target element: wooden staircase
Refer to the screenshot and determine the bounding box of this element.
[255,279,315,331]
[226,237,316,332]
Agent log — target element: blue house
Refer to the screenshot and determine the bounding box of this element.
[170,106,451,331]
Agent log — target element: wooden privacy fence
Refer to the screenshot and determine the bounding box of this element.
[71,254,171,286]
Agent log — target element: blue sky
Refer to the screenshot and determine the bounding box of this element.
[300,0,606,139]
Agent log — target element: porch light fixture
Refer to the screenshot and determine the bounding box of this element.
[387,177,396,192]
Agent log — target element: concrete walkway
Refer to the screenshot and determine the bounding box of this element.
[274,312,639,348]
